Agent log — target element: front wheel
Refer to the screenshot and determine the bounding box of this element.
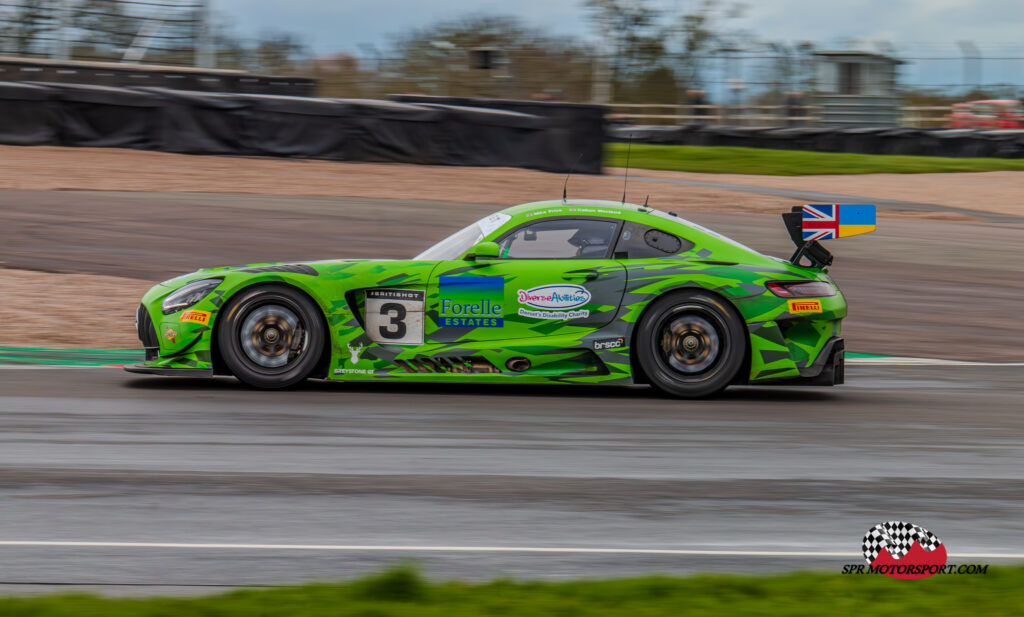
[217,285,325,389]
[636,290,746,399]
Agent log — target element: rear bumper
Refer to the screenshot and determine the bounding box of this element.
[124,364,214,377]
[757,337,845,387]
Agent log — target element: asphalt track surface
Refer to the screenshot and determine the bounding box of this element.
[2,188,1023,594]
[0,363,1022,595]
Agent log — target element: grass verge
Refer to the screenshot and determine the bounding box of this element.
[605,143,1024,175]
[3,564,1023,616]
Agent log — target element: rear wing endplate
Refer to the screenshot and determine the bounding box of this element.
[782,208,833,269]
[782,204,876,269]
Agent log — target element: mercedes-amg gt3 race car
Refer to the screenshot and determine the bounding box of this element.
[126,199,874,398]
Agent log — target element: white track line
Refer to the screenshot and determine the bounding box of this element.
[0,541,1020,559]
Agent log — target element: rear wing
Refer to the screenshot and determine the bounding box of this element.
[782,204,876,269]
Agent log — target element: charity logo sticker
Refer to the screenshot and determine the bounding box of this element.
[517,284,591,320]
[518,284,591,310]
[439,276,504,328]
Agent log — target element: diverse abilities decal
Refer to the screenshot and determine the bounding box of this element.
[438,276,504,328]
[365,289,425,345]
[517,284,591,320]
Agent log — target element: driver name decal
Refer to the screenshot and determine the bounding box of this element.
[518,284,591,320]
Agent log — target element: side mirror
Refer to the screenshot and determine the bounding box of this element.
[465,241,500,261]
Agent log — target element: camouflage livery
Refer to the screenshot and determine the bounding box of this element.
[130,200,847,387]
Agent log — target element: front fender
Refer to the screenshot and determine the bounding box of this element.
[137,270,338,372]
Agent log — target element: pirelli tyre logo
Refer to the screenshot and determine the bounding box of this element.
[180,310,211,325]
[787,299,822,314]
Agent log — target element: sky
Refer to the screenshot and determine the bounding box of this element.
[212,0,1024,90]
[212,0,1023,53]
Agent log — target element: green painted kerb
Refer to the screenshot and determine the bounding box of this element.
[0,347,145,366]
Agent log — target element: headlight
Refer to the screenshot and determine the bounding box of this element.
[161,278,222,314]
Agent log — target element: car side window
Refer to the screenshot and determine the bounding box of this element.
[613,222,694,258]
[499,219,618,259]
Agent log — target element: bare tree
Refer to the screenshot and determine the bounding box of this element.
[1,0,58,56]
[385,15,592,99]
[583,0,665,94]
[74,0,137,60]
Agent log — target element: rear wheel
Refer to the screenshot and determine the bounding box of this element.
[636,290,745,398]
[217,285,325,389]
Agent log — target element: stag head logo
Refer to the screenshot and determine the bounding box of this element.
[347,342,364,365]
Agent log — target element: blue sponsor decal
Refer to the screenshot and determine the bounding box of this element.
[438,276,504,328]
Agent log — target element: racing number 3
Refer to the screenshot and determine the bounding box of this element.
[364,289,425,345]
[378,302,407,340]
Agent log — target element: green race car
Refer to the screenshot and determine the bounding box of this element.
[127,199,857,398]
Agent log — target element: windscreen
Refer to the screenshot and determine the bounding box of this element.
[414,212,511,260]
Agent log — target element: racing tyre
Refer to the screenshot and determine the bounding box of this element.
[636,290,745,399]
[217,285,325,389]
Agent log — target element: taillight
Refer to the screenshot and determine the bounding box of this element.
[766,280,836,298]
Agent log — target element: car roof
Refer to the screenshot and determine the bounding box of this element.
[497,199,762,256]
[501,199,685,228]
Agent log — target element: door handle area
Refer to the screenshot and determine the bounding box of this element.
[563,272,598,282]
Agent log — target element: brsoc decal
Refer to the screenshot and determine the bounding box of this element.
[518,284,591,320]
[439,276,504,328]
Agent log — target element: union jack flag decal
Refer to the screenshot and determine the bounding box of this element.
[802,204,876,241]
[802,204,839,241]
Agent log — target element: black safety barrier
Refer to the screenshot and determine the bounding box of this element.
[0,81,56,146]
[607,124,1024,158]
[390,95,606,174]
[0,82,594,173]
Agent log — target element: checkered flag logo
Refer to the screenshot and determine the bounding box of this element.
[862,521,943,564]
